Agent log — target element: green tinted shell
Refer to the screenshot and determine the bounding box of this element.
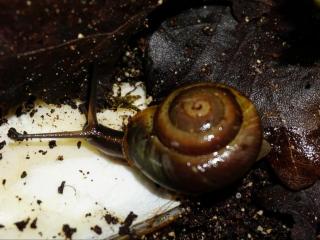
[123,83,262,194]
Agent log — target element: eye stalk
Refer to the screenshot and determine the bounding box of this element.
[9,64,125,159]
[10,64,268,194]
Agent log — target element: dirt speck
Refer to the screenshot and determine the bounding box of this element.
[20,171,27,178]
[38,150,47,155]
[0,118,8,126]
[104,213,119,225]
[0,141,6,150]
[14,218,30,231]
[58,181,66,194]
[49,140,57,149]
[91,225,102,235]
[118,211,137,235]
[30,218,37,229]
[62,224,77,240]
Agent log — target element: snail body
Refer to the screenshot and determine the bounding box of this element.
[10,65,264,194]
[124,83,262,193]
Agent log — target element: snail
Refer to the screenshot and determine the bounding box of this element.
[9,64,269,194]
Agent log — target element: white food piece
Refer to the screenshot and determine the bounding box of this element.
[0,82,180,239]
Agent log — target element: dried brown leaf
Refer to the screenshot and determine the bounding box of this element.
[146,1,320,190]
[258,181,320,240]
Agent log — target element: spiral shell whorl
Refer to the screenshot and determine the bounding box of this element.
[155,84,243,155]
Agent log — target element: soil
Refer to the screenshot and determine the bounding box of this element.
[145,162,291,239]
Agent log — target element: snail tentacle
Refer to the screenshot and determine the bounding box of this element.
[9,64,124,159]
[87,64,98,127]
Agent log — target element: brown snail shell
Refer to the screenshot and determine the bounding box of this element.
[123,83,262,193]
